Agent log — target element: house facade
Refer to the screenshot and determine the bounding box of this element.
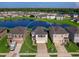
[47,14,56,19]
[56,14,64,20]
[31,27,48,44]
[49,26,69,45]
[8,27,28,44]
[66,27,79,43]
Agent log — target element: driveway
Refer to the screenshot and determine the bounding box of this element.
[36,43,49,57]
[54,42,71,57]
[6,39,23,57]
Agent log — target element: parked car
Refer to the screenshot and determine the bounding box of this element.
[10,41,17,51]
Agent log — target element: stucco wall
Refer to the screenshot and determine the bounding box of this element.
[36,34,48,43]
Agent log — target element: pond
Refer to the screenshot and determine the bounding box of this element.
[0,19,70,29]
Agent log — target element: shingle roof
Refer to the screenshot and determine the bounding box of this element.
[9,27,27,34]
[49,26,68,34]
[0,28,6,33]
[66,26,79,34]
[32,27,47,35]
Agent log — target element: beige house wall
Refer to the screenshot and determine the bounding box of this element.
[36,34,48,43]
[53,34,69,44]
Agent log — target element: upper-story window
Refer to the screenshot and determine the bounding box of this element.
[38,35,45,37]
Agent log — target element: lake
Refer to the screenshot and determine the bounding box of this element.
[0,19,70,29]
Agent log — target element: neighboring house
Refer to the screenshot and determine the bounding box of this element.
[47,14,56,19]
[36,14,56,19]
[31,27,48,44]
[8,27,28,44]
[36,14,47,19]
[72,18,79,23]
[0,28,7,40]
[56,14,64,20]
[63,14,71,18]
[49,26,69,45]
[73,14,79,18]
[65,26,79,43]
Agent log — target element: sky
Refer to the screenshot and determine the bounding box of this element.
[0,2,79,8]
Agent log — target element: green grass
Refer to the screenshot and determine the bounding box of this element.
[50,55,57,57]
[65,41,79,52]
[0,36,10,53]
[47,39,57,53]
[0,55,5,57]
[72,54,79,57]
[20,55,35,57]
[20,34,37,53]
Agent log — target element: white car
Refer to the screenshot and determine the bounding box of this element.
[10,41,17,51]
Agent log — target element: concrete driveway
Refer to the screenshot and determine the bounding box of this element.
[6,39,23,57]
[36,43,49,57]
[54,42,71,57]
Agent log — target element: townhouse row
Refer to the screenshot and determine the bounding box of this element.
[0,11,79,22]
[0,26,79,49]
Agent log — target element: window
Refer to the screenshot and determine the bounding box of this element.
[38,35,45,37]
[64,37,68,39]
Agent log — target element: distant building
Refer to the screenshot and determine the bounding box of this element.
[72,18,79,23]
[36,14,56,19]
[56,14,64,20]
[73,14,79,18]
[66,26,79,43]
[31,27,48,44]
[49,26,69,45]
[47,14,56,19]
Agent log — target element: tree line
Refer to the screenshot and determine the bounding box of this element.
[0,8,79,14]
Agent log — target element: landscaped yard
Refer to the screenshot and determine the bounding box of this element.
[65,41,79,52]
[20,55,35,57]
[20,33,37,53]
[0,55,5,57]
[50,55,57,57]
[72,54,79,57]
[0,36,10,53]
[47,39,57,53]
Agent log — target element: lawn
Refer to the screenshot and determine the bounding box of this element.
[20,55,35,57]
[0,55,5,57]
[65,41,79,52]
[72,54,79,57]
[47,39,57,53]
[20,33,37,53]
[50,55,57,57]
[0,36,10,53]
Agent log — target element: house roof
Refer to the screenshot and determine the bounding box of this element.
[9,27,27,34]
[49,26,68,34]
[56,14,64,17]
[37,14,47,17]
[0,28,6,33]
[32,27,47,35]
[66,26,79,34]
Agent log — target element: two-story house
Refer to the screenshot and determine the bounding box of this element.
[49,26,69,45]
[31,27,48,44]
